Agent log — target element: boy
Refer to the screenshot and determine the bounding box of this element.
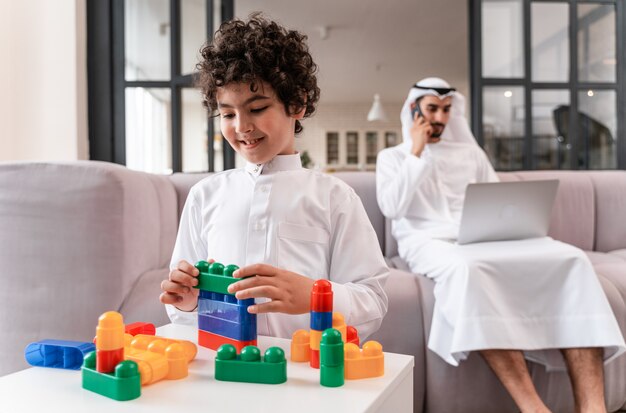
[160,15,388,339]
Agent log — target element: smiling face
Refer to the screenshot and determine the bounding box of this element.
[217,81,304,164]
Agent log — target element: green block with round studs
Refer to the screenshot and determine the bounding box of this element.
[194,261,240,295]
[214,344,287,384]
[320,328,344,387]
[81,351,141,401]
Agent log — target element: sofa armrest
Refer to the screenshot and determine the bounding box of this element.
[0,161,177,375]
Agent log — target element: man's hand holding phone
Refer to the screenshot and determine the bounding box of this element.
[410,106,433,157]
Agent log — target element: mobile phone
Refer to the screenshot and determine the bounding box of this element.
[411,100,424,120]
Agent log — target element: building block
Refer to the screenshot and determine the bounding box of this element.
[290,330,310,362]
[82,352,141,401]
[194,261,240,295]
[126,341,187,384]
[125,322,156,336]
[332,312,347,342]
[309,329,323,351]
[214,344,287,384]
[96,311,125,373]
[24,339,95,370]
[347,326,360,347]
[310,311,333,331]
[194,261,258,352]
[198,294,255,322]
[320,328,344,387]
[129,334,197,361]
[198,313,256,341]
[198,328,256,352]
[310,348,320,369]
[97,348,125,374]
[344,341,384,380]
[310,279,333,313]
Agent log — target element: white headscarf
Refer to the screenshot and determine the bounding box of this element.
[400,77,477,147]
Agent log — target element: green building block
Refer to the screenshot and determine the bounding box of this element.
[215,344,287,384]
[194,261,240,295]
[81,351,141,401]
[320,328,344,387]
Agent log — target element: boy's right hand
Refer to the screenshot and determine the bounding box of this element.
[159,260,201,312]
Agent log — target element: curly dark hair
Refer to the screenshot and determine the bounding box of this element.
[196,14,320,134]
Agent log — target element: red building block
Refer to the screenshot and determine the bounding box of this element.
[125,322,156,336]
[198,329,256,352]
[310,280,333,313]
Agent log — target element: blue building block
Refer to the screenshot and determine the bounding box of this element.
[25,339,96,370]
[198,296,255,325]
[310,311,333,331]
[198,313,256,341]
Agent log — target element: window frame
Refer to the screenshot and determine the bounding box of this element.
[469,0,626,170]
[87,0,236,173]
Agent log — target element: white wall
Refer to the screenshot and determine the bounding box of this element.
[0,0,88,162]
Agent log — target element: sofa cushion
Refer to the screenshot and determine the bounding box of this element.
[589,172,626,253]
[504,171,595,251]
[585,251,626,266]
[333,172,385,253]
[169,172,210,219]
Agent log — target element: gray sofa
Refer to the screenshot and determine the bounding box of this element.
[1,161,625,412]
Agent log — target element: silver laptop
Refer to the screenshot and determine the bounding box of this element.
[457,180,559,245]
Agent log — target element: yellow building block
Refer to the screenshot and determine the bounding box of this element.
[344,341,384,380]
[332,312,347,342]
[309,329,323,351]
[291,329,310,362]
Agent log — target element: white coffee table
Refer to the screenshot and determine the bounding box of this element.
[0,323,414,413]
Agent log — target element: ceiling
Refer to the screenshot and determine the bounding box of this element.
[235,0,469,104]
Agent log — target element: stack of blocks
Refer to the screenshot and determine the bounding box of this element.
[82,311,198,401]
[309,279,333,369]
[82,312,141,401]
[194,261,257,351]
[291,280,385,384]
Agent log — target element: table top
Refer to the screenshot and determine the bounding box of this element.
[0,323,414,413]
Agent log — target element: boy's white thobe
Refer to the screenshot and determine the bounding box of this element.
[167,153,389,340]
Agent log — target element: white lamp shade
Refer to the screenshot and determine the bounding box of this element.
[367,94,387,122]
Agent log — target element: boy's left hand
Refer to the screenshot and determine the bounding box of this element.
[227,264,315,315]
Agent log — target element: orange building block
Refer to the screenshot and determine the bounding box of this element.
[309,329,323,351]
[344,341,384,380]
[332,312,347,342]
[123,334,197,385]
[95,312,125,373]
[291,330,310,362]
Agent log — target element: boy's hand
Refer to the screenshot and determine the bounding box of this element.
[228,264,315,315]
[159,259,204,312]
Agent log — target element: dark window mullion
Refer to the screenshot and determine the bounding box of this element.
[221,0,236,170]
[112,0,126,165]
[569,0,580,170]
[469,0,483,145]
[171,0,182,172]
[523,0,532,170]
[206,0,215,172]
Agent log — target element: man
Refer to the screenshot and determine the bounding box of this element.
[376,77,625,412]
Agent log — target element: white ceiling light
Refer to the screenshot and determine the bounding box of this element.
[367,94,388,122]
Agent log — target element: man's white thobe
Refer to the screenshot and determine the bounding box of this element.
[377,139,625,370]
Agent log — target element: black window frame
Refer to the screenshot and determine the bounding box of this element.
[87,0,236,173]
[469,0,626,170]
